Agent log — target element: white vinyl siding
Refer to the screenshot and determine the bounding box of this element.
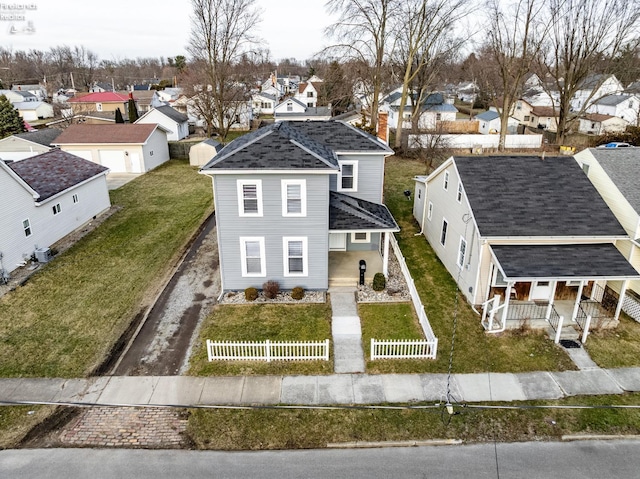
[237,180,263,217]
[338,160,358,192]
[281,179,306,217]
[240,237,266,277]
[283,237,308,277]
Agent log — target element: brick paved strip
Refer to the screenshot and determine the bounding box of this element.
[59,407,188,448]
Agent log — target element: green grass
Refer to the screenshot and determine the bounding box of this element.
[360,303,434,373]
[0,160,213,377]
[0,406,54,449]
[188,303,333,376]
[187,392,640,450]
[585,314,640,368]
[384,156,576,373]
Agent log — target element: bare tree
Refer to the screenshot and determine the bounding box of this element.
[393,0,471,149]
[538,0,640,144]
[325,0,399,131]
[484,0,551,150]
[187,0,260,140]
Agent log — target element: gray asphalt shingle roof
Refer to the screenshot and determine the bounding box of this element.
[8,149,108,201]
[329,191,399,231]
[455,156,626,237]
[14,128,63,147]
[154,105,188,123]
[491,244,639,279]
[585,148,640,212]
[595,95,633,106]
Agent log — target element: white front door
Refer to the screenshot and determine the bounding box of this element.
[530,281,552,301]
[129,153,142,173]
[329,233,347,251]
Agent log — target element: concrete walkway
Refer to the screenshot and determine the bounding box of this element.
[329,287,365,374]
[2,367,640,407]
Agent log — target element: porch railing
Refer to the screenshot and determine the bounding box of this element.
[546,307,564,344]
[481,295,505,333]
[574,303,592,344]
[504,301,549,321]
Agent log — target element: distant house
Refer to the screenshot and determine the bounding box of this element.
[413,155,638,337]
[12,101,54,121]
[274,98,331,121]
[189,138,222,167]
[475,110,501,134]
[11,84,47,101]
[587,94,639,126]
[380,91,457,130]
[529,106,560,131]
[295,81,323,108]
[67,92,131,115]
[135,105,189,141]
[46,112,118,127]
[0,129,62,161]
[53,123,170,173]
[0,150,110,275]
[578,113,629,135]
[0,89,37,104]
[252,92,277,116]
[571,74,624,112]
[89,82,115,93]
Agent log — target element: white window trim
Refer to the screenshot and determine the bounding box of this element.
[456,182,463,203]
[443,171,449,191]
[440,217,448,246]
[73,194,79,204]
[240,237,266,277]
[237,179,263,217]
[23,218,32,237]
[427,201,433,221]
[351,232,370,243]
[457,236,467,268]
[283,236,308,277]
[281,179,307,217]
[52,203,61,215]
[338,160,358,192]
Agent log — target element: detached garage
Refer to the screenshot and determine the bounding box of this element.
[53,123,170,173]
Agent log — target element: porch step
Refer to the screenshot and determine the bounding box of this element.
[547,325,580,341]
[329,278,359,289]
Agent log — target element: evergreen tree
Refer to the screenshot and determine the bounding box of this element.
[127,96,139,123]
[115,107,125,123]
[0,95,26,139]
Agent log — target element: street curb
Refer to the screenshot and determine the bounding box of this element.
[562,434,640,441]
[326,439,462,448]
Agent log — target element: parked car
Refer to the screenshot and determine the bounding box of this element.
[597,142,634,148]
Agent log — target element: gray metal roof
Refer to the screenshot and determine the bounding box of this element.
[8,149,108,201]
[14,128,62,147]
[329,191,399,231]
[476,110,500,121]
[585,148,640,212]
[454,156,627,237]
[595,94,633,106]
[154,105,188,123]
[491,244,639,279]
[201,121,391,171]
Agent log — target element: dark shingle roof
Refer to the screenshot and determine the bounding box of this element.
[54,124,159,144]
[14,128,63,147]
[202,121,391,171]
[154,105,188,123]
[329,191,399,231]
[585,148,640,212]
[595,95,632,106]
[455,156,626,237]
[491,244,639,279]
[8,149,108,201]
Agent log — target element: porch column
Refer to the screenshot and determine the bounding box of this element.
[572,280,585,321]
[502,282,514,323]
[546,281,557,320]
[614,280,629,321]
[382,232,390,277]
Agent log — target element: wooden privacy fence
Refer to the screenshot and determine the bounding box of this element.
[206,339,330,362]
[389,235,439,357]
[371,339,437,360]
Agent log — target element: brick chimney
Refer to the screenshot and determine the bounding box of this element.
[377,111,389,144]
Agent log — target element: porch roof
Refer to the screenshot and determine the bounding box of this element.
[491,243,640,281]
[329,191,399,231]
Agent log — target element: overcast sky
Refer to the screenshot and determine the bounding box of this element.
[0,0,334,62]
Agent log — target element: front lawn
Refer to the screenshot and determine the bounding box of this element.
[585,314,640,368]
[384,156,576,373]
[0,160,213,377]
[188,303,333,376]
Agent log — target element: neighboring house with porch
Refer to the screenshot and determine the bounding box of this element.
[252,92,277,116]
[586,94,640,126]
[199,120,398,292]
[578,113,628,135]
[0,129,62,161]
[574,148,640,321]
[413,155,639,340]
[53,123,170,173]
[135,105,189,141]
[0,150,110,276]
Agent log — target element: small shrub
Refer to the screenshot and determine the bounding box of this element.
[291,286,305,300]
[244,287,258,301]
[372,273,386,291]
[263,280,280,299]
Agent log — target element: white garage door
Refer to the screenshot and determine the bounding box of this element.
[99,150,127,172]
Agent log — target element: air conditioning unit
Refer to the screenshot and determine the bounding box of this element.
[35,247,53,263]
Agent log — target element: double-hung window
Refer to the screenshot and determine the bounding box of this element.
[240,237,266,277]
[457,182,463,202]
[52,203,61,215]
[338,161,358,192]
[457,237,467,267]
[427,201,433,221]
[281,180,306,216]
[443,171,449,190]
[23,219,31,237]
[237,180,263,216]
[440,218,448,246]
[283,237,307,276]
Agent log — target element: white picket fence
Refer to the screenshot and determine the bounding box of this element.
[371,338,437,360]
[387,235,438,359]
[206,339,330,362]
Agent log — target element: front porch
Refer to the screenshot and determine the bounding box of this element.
[329,251,383,288]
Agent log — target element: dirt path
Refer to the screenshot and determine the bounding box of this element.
[112,213,220,376]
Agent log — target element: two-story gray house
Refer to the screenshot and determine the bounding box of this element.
[200,121,399,292]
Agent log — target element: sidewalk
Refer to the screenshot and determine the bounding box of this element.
[2,367,640,408]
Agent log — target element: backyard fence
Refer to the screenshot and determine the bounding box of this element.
[206,339,330,362]
[371,338,437,360]
[388,235,438,358]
